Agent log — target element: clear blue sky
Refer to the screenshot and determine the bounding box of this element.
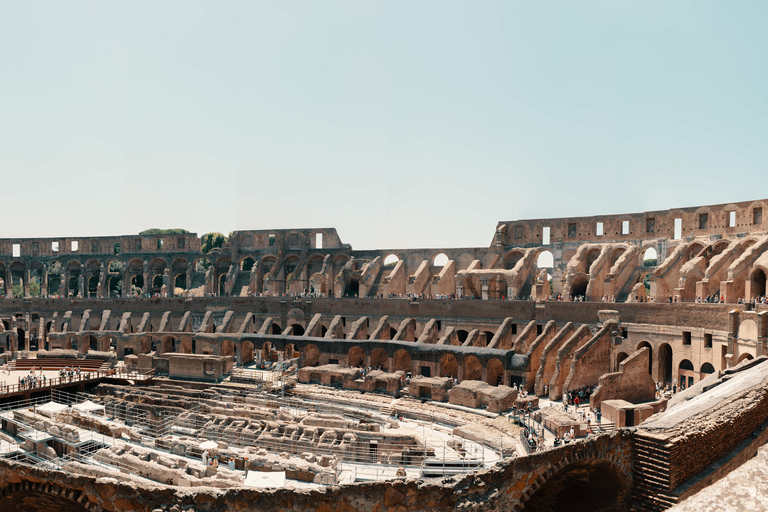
[1,1,766,250]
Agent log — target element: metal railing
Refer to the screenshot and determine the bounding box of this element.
[0,369,154,397]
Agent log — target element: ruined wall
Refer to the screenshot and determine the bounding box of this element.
[0,430,633,512]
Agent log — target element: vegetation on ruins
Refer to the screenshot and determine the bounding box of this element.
[139,228,190,235]
[200,232,228,254]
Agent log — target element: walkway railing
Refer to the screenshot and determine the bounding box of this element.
[0,369,154,397]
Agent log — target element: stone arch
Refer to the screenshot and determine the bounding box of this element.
[370,347,388,370]
[701,362,715,375]
[348,346,365,367]
[0,480,102,512]
[383,254,400,267]
[440,353,458,378]
[456,329,469,345]
[571,274,589,299]
[283,343,296,359]
[750,267,767,298]
[643,247,658,266]
[240,256,256,272]
[520,457,630,512]
[486,358,504,386]
[504,250,525,270]
[85,334,98,352]
[537,250,554,268]
[688,242,705,260]
[585,248,602,272]
[658,343,673,385]
[271,323,282,335]
[463,354,482,381]
[344,277,360,297]
[432,252,449,267]
[261,341,274,361]
[738,353,754,363]
[286,323,305,336]
[609,247,626,268]
[302,344,320,366]
[637,341,653,376]
[392,349,412,373]
[616,352,629,367]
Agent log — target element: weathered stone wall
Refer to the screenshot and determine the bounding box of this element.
[0,430,633,512]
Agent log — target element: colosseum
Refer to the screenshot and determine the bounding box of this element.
[0,198,767,512]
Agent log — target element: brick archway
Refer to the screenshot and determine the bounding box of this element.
[516,449,630,512]
[0,481,103,512]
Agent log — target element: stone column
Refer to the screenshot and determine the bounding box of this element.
[481,279,489,301]
[186,265,192,293]
[24,267,31,297]
[456,285,463,298]
[5,269,11,298]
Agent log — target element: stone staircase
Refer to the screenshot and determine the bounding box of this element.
[632,432,678,511]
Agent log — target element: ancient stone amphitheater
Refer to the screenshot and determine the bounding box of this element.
[0,198,767,512]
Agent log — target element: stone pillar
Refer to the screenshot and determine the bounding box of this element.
[42,265,48,297]
[24,268,31,297]
[122,270,130,297]
[507,285,515,300]
[758,311,768,357]
[481,279,489,301]
[5,269,11,298]
[165,268,172,297]
[186,265,192,293]
[60,271,67,298]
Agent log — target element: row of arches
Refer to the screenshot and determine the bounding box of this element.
[301,344,508,386]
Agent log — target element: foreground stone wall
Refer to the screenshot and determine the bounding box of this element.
[0,431,632,512]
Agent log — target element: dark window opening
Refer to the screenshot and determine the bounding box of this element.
[536,324,543,335]
[699,213,709,230]
[754,208,763,225]
[704,333,713,348]
[568,223,577,237]
[683,331,692,345]
[646,218,655,233]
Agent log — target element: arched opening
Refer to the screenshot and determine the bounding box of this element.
[302,344,320,367]
[571,275,589,299]
[383,254,399,267]
[218,273,227,296]
[616,352,629,367]
[432,253,449,267]
[389,327,398,339]
[392,349,412,373]
[86,334,98,352]
[152,274,164,291]
[283,343,296,360]
[174,273,186,290]
[348,346,365,367]
[504,251,524,270]
[463,355,482,381]
[486,358,504,386]
[456,330,469,344]
[658,343,673,385]
[88,275,99,297]
[700,362,715,375]
[637,342,653,376]
[0,488,92,512]
[16,328,25,350]
[344,277,360,297]
[643,247,658,267]
[585,249,601,273]
[271,323,282,335]
[440,353,458,379]
[679,358,695,389]
[108,275,121,297]
[738,353,754,363]
[240,257,255,272]
[68,276,79,297]
[537,250,554,269]
[521,459,630,512]
[483,331,495,346]
[130,274,144,295]
[370,347,388,371]
[287,324,305,336]
[751,269,767,298]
